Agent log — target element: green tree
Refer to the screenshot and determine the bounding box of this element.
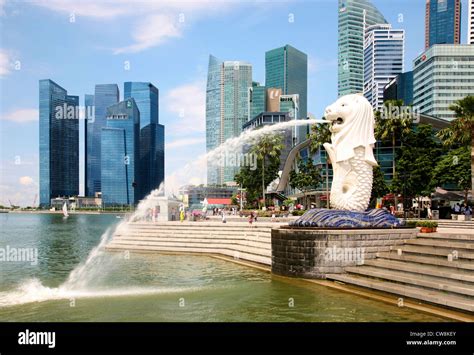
[289,158,323,209]
[370,165,389,208]
[436,96,474,193]
[432,147,471,204]
[391,124,443,216]
[235,133,283,208]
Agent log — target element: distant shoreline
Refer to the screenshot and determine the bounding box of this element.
[2,210,129,215]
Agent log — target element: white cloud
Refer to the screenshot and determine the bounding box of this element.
[2,108,38,123]
[31,0,247,53]
[19,176,35,186]
[164,80,206,133]
[166,137,205,149]
[113,14,182,54]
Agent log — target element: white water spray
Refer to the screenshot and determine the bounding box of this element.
[0,118,326,307]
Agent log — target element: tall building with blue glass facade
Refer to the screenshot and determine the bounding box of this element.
[84,94,94,196]
[338,0,387,96]
[101,99,140,206]
[85,84,119,197]
[363,24,405,110]
[248,82,266,121]
[265,45,307,143]
[383,71,414,106]
[206,55,252,185]
[124,82,165,199]
[425,0,461,49]
[39,79,79,206]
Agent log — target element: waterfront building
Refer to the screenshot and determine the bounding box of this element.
[338,0,387,96]
[363,24,404,110]
[383,71,414,106]
[265,44,308,143]
[124,82,165,199]
[178,185,238,210]
[248,82,266,121]
[84,94,94,196]
[206,55,252,185]
[413,44,474,120]
[101,99,140,207]
[39,79,79,206]
[242,112,293,170]
[85,84,119,197]
[425,0,461,49]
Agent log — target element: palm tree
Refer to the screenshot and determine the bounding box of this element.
[308,122,331,207]
[375,100,414,207]
[251,133,284,208]
[436,96,474,194]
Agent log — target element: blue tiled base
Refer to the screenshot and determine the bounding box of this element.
[289,208,402,228]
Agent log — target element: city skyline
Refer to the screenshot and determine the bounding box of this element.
[0,0,471,206]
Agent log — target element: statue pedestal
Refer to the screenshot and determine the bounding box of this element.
[289,208,402,228]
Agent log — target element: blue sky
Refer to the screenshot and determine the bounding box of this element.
[0,0,469,206]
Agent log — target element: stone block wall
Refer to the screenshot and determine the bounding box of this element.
[271,228,417,279]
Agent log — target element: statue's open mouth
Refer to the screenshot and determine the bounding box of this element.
[333,117,344,126]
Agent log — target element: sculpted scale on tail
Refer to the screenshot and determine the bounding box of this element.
[323,94,378,212]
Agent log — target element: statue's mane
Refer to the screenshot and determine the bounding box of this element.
[331,95,377,165]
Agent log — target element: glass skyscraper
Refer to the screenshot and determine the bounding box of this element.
[206,55,252,185]
[248,82,266,121]
[413,44,474,121]
[338,0,387,96]
[39,79,79,206]
[364,24,405,110]
[124,82,165,198]
[425,0,461,49]
[101,99,140,206]
[265,44,307,143]
[383,71,414,106]
[85,84,119,197]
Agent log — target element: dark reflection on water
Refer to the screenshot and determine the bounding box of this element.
[0,214,446,322]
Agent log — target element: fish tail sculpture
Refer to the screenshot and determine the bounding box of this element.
[322,94,378,212]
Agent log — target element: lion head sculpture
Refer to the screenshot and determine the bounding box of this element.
[324,94,377,166]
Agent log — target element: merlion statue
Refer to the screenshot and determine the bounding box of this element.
[323,94,377,212]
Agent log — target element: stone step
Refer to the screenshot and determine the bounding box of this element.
[327,273,474,313]
[344,266,474,297]
[363,259,474,283]
[406,239,474,250]
[114,233,271,243]
[107,240,271,257]
[396,245,474,260]
[110,238,271,252]
[127,222,275,230]
[376,252,474,271]
[115,229,272,237]
[417,233,474,242]
[105,243,271,265]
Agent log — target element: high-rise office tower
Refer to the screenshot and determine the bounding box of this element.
[124,82,165,198]
[101,99,140,206]
[413,44,474,120]
[206,55,252,185]
[84,94,94,197]
[85,84,119,197]
[468,0,474,44]
[425,0,461,49]
[364,24,405,110]
[338,0,387,96]
[265,44,307,143]
[39,79,79,206]
[383,71,414,106]
[248,82,266,121]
